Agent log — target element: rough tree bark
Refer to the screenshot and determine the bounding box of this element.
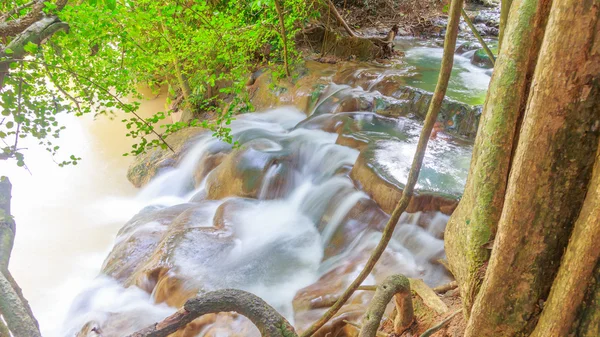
[0,177,41,337]
[444,0,552,315]
[498,0,513,52]
[577,262,600,337]
[0,15,69,89]
[128,289,297,337]
[464,0,600,335]
[358,275,413,337]
[529,145,600,337]
[299,0,464,335]
[0,0,67,38]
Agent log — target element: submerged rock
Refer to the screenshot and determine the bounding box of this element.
[330,64,482,139]
[456,41,482,55]
[88,51,484,336]
[471,48,495,68]
[127,128,206,187]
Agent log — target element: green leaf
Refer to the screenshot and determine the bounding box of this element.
[24,41,39,54]
[4,48,13,54]
[6,122,14,129]
[104,0,116,10]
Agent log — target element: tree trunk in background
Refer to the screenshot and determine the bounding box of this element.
[274,0,291,78]
[464,0,600,335]
[498,0,513,51]
[444,0,552,316]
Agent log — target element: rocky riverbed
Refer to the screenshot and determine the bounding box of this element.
[69,39,493,337]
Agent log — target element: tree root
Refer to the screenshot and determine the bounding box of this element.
[127,289,297,337]
[299,0,464,335]
[359,275,413,337]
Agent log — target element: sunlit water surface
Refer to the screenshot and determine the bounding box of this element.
[1,41,491,336]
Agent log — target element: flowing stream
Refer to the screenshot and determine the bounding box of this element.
[1,43,491,337]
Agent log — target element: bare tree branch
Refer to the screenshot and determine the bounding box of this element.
[128,289,297,337]
[359,275,413,337]
[1,16,69,89]
[0,1,36,23]
[0,0,68,38]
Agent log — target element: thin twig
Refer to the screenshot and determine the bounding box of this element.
[324,0,358,37]
[7,59,174,152]
[13,63,22,154]
[461,8,495,65]
[299,0,464,335]
[0,1,35,23]
[357,285,377,291]
[419,309,462,337]
[274,0,290,77]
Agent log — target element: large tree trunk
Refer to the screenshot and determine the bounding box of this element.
[444,0,552,315]
[529,145,600,337]
[464,0,600,335]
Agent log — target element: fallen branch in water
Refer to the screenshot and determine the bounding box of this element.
[127,289,297,337]
[299,0,465,335]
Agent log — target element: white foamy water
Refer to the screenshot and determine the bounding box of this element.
[2,44,481,334]
[56,105,454,335]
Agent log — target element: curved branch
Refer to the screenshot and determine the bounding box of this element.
[1,16,68,90]
[127,289,297,337]
[0,16,67,59]
[0,0,68,38]
[299,0,464,335]
[359,275,413,337]
[0,0,45,38]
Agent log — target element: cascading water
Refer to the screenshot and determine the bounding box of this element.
[61,106,458,336]
[4,41,493,337]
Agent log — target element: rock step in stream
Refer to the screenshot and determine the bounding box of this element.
[70,56,486,337]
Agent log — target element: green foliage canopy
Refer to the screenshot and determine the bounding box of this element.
[0,0,313,166]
